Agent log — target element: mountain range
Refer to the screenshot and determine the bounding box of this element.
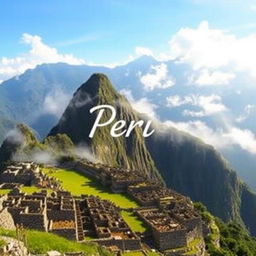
[1,71,256,239]
[46,73,256,236]
[0,56,256,191]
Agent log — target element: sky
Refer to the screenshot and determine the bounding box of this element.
[1,0,256,67]
[2,0,256,165]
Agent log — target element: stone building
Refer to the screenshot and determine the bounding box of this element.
[0,162,60,190]
[0,189,141,251]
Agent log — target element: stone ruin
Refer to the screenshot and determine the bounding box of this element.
[0,189,141,251]
[129,184,203,253]
[0,160,205,255]
[60,159,205,254]
[0,162,61,190]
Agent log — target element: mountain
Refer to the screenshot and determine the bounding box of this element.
[0,123,74,169]
[1,57,256,191]
[47,73,256,236]
[48,73,161,182]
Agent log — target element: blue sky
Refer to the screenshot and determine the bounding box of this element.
[1,0,256,64]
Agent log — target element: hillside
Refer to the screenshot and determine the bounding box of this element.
[48,73,161,182]
[1,58,256,191]
[46,74,256,236]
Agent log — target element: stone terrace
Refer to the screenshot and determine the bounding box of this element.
[0,162,61,190]
[0,189,141,251]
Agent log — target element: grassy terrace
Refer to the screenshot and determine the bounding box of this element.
[122,250,161,256]
[41,167,148,234]
[42,167,139,209]
[0,228,113,255]
[0,186,52,195]
[121,210,147,233]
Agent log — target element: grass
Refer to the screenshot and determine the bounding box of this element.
[0,239,6,248]
[146,251,162,256]
[122,251,144,256]
[121,211,147,233]
[0,186,52,195]
[42,167,139,209]
[20,186,40,194]
[0,189,11,195]
[0,228,113,255]
[184,238,201,255]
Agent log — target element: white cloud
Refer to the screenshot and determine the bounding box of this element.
[236,104,255,122]
[120,89,157,119]
[0,33,85,82]
[43,90,71,117]
[165,120,256,155]
[139,63,175,90]
[135,47,153,57]
[167,21,256,80]
[166,95,193,107]
[190,69,236,86]
[167,94,227,117]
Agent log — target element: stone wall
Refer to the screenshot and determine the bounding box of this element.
[92,237,141,251]
[152,228,187,251]
[0,195,7,211]
[19,212,47,231]
[0,208,16,230]
[50,228,77,240]
[47,209,76,221]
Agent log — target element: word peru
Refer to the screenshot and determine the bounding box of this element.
[89,105,155,138]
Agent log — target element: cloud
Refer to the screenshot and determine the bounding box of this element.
[139,63,175,90]
[165,120,256,155]
[189,69,235,86]
[74,145,100,163]
[43,89,71,117]
[236,104,255,122]
[120,89,158,119]
[0,33,85,82]
[135,47,153,56]
[167,21,256,81]
[167,94,227,117]
[166,95,193,107]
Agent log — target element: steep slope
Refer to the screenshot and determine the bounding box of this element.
[48,74,256,236]
[145,126,242,222]
[145,125,256,235]
[48,73,161,181]
[1,58,256,191]
[0,63,110,141]
[0,124,74,169]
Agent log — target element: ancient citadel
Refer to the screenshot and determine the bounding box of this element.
[0,161,208,256]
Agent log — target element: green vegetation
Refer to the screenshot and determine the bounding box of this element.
[146,251,162,256]
[0,186,52,195]
[42,167,139,208]
[43,134,74,154]
[47,73,161,182]
[0,239,6,248]
[195,202,256,256]
[184,238,202,255]
[0,228,113,255]
[0,189,11,195]
[121,210,147,233]
[122,251,144,256]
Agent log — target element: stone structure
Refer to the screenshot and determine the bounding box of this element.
[79,195,141,250]
[0,189,141,251]
[64,160,150,193]
[0,162,61,190]
[136,199,202,253]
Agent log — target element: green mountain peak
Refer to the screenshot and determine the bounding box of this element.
[48,74,162,182]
